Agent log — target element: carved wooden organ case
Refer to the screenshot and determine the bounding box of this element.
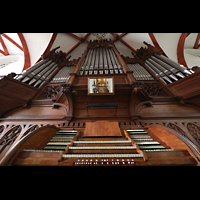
[1,38,200,165]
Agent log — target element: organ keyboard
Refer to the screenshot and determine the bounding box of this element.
[61,130,145,165]
[62,154,143,158]
[11,127,198,166]
[68,146,137,150]
[73,140,131,144]
[127,129,168,151]
[43,130,77,151]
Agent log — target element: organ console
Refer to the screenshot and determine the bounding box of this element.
[9,123,197,166]
[0,37,200,166]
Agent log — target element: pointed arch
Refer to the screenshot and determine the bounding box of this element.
[18,33,31,71]
[35,33,58,63]
[177,33,189,68]
[148,33,168,57]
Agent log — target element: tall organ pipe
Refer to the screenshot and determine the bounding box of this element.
[99,47,103,69]
[94,48,99,69]
[16,58,50,81]
[90,48,96,69]
[106,48,113,69]
[22,60,53,84]
[154,54,193,75]
[31,63,57,87]
[103,48,108,69]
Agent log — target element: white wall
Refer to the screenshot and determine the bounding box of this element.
[51,33,87,60]
[184,33,200,68]
[22,33,53,66]
[123,33,154,50]
[0,55,24,75]
[153,33,182,63]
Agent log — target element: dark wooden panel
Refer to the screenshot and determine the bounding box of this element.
[0,76,38,117]
[168,70,200,99]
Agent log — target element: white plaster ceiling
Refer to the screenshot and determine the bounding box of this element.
[0,33,199,76]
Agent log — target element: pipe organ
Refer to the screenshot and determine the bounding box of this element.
[144,54,194,84]
[79,47,124,75]
[50,65,76,83]
[127,63,154,81]
[0,38,200,166]
[16,58,59,88]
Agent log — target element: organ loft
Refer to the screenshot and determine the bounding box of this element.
[1,36,200,166]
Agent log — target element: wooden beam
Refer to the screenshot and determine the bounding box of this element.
[193,33,200,49]
[110,33,116,38]
[177,33,189,68]
[111,33,128,42]
[110,33,136,52]
[119,38,136,52]
[66,41,81,55]
[119,33,128,38]
[66,33,91,55]
[65,33,81,40]
[0,36,9,55]
[0,49,5,55]
[66,33,90,44]
[148,33,168,57]
[2,34,23,52]
[18,33,31,71]
[83,33,91,44]
[35,33,58,64]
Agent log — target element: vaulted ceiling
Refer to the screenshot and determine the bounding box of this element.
[0,33,200,76]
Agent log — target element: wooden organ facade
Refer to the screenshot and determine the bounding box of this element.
[0,38,200,166]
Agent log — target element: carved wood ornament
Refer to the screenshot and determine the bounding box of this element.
[142,83,168,97]
[40,85,62,100]
[87,38,114,49]
[41,46,81,67]
[187,123,200,145]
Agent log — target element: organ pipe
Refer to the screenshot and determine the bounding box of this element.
[128,63,154,81]
[16,57,59,88]
[154,54,194,75]
[78,47,124,75]
[16,58,50,81]
[144,53,194,84]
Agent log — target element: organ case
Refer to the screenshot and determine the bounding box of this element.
[0,38,200,166]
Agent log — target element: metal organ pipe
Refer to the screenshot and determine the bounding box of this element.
[154,54,194,75]
[16,58,59,88]
[145,60,171,84]
[151,56,178,73]
[51,66,75,83]
[90,48,96,70]
[16,58,50,81]
[78,46,124,75]
[33,63,58,87]
[80,53,87,72]
[128,63,154,81]
[22,60,53,84]
[29,61,56,86]
[106,48,113,69]
[109,48,117,69]
[99,47,103,69]
[150,56,179,81]
[148,58,170,75]
[95,48,99,70]
[103,48,108,69]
